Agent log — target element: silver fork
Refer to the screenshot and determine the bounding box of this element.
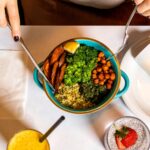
[107,5,137,60]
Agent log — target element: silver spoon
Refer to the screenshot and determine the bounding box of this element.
[7,24,55,93]
[107,5,137,60]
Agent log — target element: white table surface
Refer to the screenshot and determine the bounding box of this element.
[0,26,150,150]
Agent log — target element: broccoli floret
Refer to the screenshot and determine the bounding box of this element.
[64,45,98,86]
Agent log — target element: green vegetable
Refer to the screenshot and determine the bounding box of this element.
[64,45,98,85]
[79,81,107,104]
[80,81,99,99]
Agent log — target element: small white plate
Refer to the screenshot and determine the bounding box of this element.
[121,37,150,126]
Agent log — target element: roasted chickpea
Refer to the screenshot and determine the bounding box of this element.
[109,69,114,73]
[110,73,116,80]
[102,65,109,71]
[104,70,109,74]
[97,67,102,73]
[108,79,113,84]
[92,74,97,79]
[94,79,99,84]
[99,80,105,86]
[103,79,107,83]
[106,83,112,89]
[98,73,104,80]
[98,52,104,58]
[92,69,97,74]
[98,57,101,62]
[105,73,110,79]
[101,59,107,64]
[106,61,111,67]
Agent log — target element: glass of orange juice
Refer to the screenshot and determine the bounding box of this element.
[7,129,50,150]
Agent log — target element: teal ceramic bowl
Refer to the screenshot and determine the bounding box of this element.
[33,38,129,114]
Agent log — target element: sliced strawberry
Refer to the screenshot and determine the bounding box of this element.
[121,128,138,148]
[115,136,126,150]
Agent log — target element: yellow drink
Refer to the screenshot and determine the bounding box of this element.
[7,130,50,150]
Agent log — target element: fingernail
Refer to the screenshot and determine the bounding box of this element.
[14,36,20,42]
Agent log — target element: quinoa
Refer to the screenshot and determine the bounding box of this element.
[55,84,95,109]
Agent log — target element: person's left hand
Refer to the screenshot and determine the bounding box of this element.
[134,0,150,18]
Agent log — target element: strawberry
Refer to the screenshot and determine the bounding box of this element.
[121,128,138,148]
[115,136,126,150]
[115,126,138,150]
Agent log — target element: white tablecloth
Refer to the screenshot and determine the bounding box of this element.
[0,26,149,150]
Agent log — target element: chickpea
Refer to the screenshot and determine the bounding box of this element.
[98,52,104,58]
[99,80,105,86]
[94,79,99,84]
[92,74,97,79]
[110,73,116,81]
[92,69,97,74]
[108,79,113,85]
[102,56,106,59]
[98,73,104,80]
[109,69,114,73]
[106,61,111,67]
[106,83,112,90]
[97,67,102,73]
[104,70,109,74]
[102,65,109,71]
[103,79,107,83]
[101,59,107,64]
[98,57,101,62]
[105,73,110,79]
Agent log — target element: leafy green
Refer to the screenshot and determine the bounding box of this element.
[79,81,107,104]
[80,81,99,99]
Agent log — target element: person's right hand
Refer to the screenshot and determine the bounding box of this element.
[0,0,20,41]
[134,0,150,18]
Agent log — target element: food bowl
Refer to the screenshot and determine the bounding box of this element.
[33,38,129,114]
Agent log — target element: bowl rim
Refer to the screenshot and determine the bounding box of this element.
[43,37,121,114]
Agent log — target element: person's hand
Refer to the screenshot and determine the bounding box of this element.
[0,0,20,41]
[134,0,150,18]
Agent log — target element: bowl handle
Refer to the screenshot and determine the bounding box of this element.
[33,62,44,90]
[115,70,129,99]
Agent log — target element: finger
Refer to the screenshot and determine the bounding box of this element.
[137,0,150,14]
[6,0,20,41]
[0,5,7,27]
[134,0,144,5]
[142,9,150,16]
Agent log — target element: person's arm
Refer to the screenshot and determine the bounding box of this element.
[0,0,20,41]
[134,0,150,18]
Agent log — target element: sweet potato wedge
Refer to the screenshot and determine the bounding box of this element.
[50,47,64,65]
[59,52,66,67]
[43,59,50,79]
[55,69,60,92]
[51,61,59,86]
[59,63,67,84]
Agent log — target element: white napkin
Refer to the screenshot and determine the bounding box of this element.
[0,50,28,119]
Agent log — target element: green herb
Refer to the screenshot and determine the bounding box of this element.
[115,130,126,138]
[79,81,107,104]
